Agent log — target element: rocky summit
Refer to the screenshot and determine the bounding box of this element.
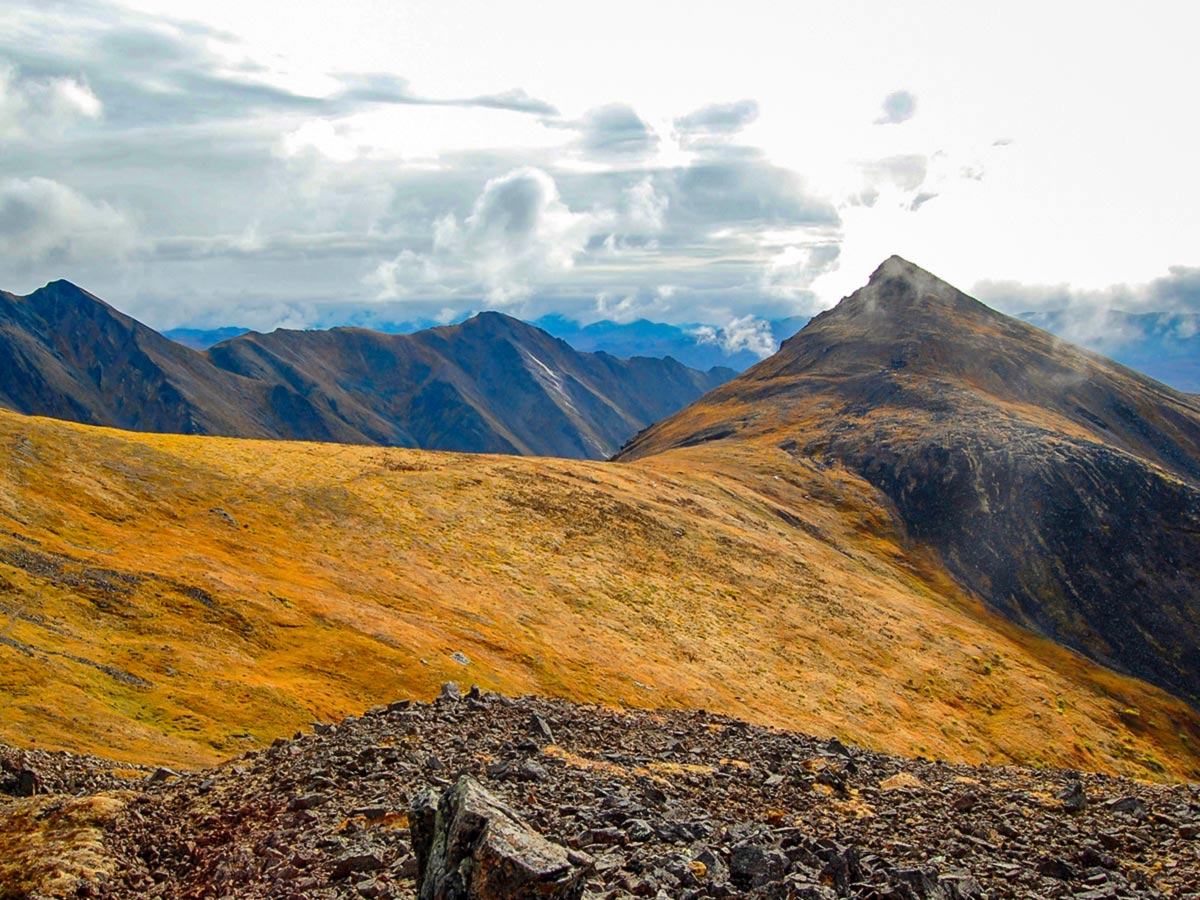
[2,689,1198,900]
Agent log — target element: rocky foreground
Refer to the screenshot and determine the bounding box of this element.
[2,688,1198,899]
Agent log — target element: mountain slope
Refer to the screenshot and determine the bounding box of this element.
[0,281,273,436]
[207,312,734,458]
[0,282,732,459]
[618,256,1200,706]
[1,406,1198,780]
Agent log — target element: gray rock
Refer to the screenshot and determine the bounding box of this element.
[729,842,787,890]
[332,853,384,880]
[439,682,463,702]
[411,775,592,900]
[1056,780,1088,812]
[1105,795,1144,816]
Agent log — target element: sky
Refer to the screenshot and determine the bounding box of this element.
[2,0,1199,354]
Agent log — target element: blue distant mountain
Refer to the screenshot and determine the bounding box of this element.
[531,315,810,372]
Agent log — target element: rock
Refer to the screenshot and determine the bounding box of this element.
[518,759,549,782]
[1105,795,1144,815]
[439,682,463,702]
[530,714,556,744]
[939,873,985,899]
[729,842,787,890]
[825,737,851,758]
[289,793,328,811]
[14,767,41,796]
[450,652,470,666]
[1037,856,1076,880]
[1056,781,1087,812]
[332,853,384,880]
[411,775,592,900]
[148,766,180,783]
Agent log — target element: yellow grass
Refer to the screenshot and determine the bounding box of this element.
[1,408,1198,780]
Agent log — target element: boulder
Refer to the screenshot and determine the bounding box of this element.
[411,775,592,900]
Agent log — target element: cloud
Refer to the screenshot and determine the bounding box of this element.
[578,104,658,158]
[619,177,669,234]
[0,64,102,141]
[669,157,840,228]
[333,74,558,116]
[692,315,777,358]
[760,243,841,300]
[674,99,759,145]
[974,266,1200,350]
[0,176,136,263]
[875,89,917,125]
[373,167,603,303]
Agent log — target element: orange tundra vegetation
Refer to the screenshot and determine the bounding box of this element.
[1,405,1197,780]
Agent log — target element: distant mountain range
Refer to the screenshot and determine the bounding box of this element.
[168,308,1200,394]
[164,315,811,372]
[0,281,733,459]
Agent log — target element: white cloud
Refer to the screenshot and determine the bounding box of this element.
[279,119,359,162]
[0,177,136,263]
[621,177,669,234]
[371,167,604,304]
[760,243,841,300]
[693,315,777,358]
[0,64,102,142]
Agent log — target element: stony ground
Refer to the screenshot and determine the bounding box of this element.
[2,687,1198,899]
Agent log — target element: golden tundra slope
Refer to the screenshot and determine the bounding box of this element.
[1,408,1198,779]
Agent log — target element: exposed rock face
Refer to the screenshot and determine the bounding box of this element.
[3,690,1198,899]
[411,775,590,899]
[0,282,733,459]
[618,256,1200,706]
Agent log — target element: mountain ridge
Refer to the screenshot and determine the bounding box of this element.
[0,281,733,459]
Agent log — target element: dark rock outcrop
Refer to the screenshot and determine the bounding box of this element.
[411,775,591,899]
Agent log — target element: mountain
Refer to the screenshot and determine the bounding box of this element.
[3,260,1200,784]
[162,326,250,350]
[1020,309,1200,393]
[0,281,274,436]
[0,281,734,459]
[619,256,1200,707]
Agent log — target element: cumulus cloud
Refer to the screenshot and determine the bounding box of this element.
[0,176,136,263]
[372,167,603,303]
[692,315,777,358]
[578,104,659,158]
[0,64,102,141]
[875,89,917,125]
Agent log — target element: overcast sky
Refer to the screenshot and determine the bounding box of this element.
[2,0,1198,348]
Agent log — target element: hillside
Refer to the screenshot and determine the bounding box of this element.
[1,404,1198,781]
[0,282,732,459]
[618,256,1200,707]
